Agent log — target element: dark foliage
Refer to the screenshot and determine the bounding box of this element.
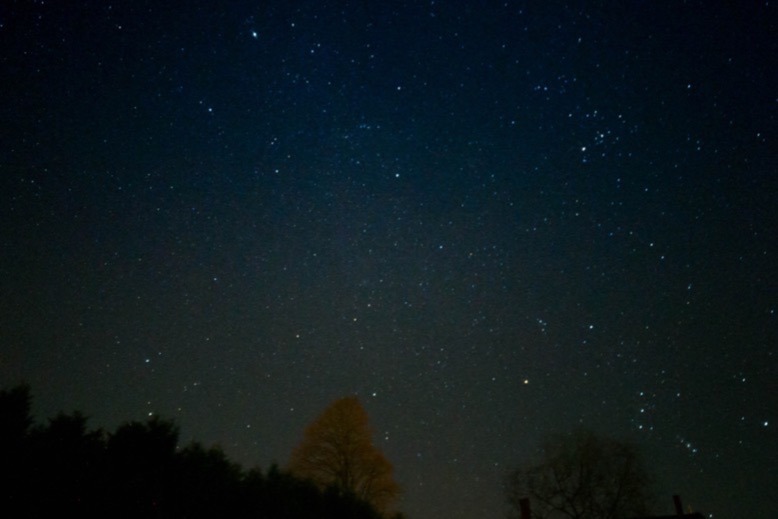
[0,384,386,519]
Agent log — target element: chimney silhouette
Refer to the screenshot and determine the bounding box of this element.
[519,497,531,519]
[673,495,684,516]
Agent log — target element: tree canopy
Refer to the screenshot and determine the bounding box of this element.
[288,396,401,514]
[505,429,653,519]
[0,384,385,519]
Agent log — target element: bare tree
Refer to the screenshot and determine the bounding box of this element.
[505,429,653,519]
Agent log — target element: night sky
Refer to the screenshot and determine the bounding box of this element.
[1,1,776,518]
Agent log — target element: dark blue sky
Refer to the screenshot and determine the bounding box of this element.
[1,1,775,518]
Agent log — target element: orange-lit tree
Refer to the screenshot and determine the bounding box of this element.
[288,396,400,514]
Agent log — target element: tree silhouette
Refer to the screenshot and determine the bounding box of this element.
[288,396,400,514]
[169,442,244,518]
[0,383,32,445]
[505,429,653,519]
[104,416,180,516]
[0,384,34,514]
[0,385,393,518]
[28,411,105,516]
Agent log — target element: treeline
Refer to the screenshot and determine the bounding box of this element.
[0,384,388,519]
